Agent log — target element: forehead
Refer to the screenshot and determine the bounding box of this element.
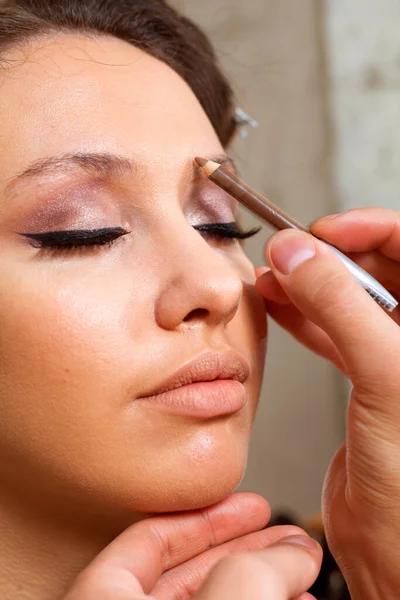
[0,34,221,183]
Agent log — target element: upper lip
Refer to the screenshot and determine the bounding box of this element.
[138,350,251,398]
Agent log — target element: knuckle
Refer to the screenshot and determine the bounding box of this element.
[311,272,344,304]
[308,269,351,312]
[147,520,180,569]
[199,508,217,548]
[215,552,273,581]
[349,352,400,399]
[161,579,196,600]
[278,526,308,538]
[66,566,136,600]
[216,552,255,575]
[206,553,284,599]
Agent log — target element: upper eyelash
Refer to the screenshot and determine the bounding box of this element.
[19,222,261,250]
[194,222,261,240]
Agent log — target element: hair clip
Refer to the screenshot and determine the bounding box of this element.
[234,107,259,138]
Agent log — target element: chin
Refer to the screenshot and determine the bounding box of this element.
[164,476,246,513]
[133,436,250,514]
[144,472,247,514]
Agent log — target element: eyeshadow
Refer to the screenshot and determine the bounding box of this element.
[4,180,125,234]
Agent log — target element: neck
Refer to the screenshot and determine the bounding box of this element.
[0,483,144,600]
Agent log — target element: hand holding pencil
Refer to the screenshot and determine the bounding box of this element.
[256,209,400,598]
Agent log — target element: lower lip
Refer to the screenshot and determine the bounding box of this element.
[137,380,247,419]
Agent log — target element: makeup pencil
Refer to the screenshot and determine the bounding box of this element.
[195,157,398,313]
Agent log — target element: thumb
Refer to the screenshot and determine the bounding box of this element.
[64,567,151,600]
[265,229,399,385]
[194,535,322,600]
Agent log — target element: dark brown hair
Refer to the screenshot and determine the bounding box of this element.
[0,0,237,146]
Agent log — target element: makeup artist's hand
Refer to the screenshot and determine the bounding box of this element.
[256,207,400,600]
[63,493,321,600]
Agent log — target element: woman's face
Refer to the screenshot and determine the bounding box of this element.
[0,34,266,517]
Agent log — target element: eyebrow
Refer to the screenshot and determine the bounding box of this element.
[4,152,135,194]
[3,151,237,195]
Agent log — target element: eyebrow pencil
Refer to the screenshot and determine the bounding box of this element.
[195,157,398,313]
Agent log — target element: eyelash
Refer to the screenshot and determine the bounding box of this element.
[21,223,261,252]
[194,223,261,240]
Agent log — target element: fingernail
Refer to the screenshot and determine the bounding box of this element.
[279,535,318,550]
[269,231,316,275]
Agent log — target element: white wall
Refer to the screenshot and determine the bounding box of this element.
[326,0,400,210]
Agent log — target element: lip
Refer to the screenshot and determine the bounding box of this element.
[136,351,250,419]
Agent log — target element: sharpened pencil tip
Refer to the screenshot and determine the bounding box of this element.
[195,157,208,168]
[194,157,221,177]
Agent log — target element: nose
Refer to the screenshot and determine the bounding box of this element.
[154,222,244,332]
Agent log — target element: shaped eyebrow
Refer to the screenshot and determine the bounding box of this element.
[4,152,136,195]
[3,151,237,196]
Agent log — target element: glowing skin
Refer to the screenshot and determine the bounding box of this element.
[0,35,267,597]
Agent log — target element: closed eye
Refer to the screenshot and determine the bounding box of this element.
[194,222,261,240]
[20,227,129,250]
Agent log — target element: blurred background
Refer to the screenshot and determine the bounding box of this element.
[170,0,400,523]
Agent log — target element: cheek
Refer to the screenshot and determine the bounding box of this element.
[0,266,146,465]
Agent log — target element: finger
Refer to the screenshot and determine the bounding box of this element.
[153,525,308,599]
[257,252,400,331]
[266,229,399,388]
[193,536,322,600]
[310,208,400,259]
[258,248,400,310]
[64,566,150,600]
[264,299,347,374]
[256,269,347,372]
[256,269,291,304]
[67,493,270,596]
[257,238,400,314]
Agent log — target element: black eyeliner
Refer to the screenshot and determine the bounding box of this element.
[20,227,129,248]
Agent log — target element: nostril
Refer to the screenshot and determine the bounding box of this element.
[183,308,210,323]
